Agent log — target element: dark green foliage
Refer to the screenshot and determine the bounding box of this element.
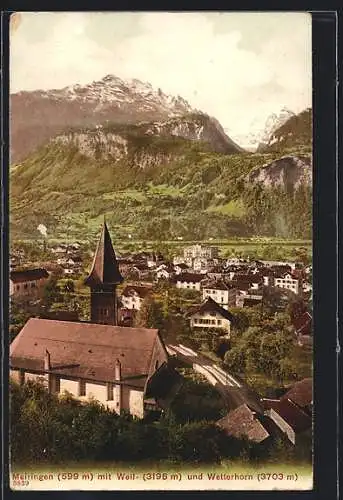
[11,378,311,466]
[166,377,227,424]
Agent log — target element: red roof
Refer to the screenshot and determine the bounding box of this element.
[263,398,311,433]
[10,318,167,387]
[282,378,313,409]
[217,404,270,443]
[10,268,49,283]
[293,312,312,335]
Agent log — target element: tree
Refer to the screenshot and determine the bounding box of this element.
[169,421,224,463]
[135,296,165,331]
[42,275,61,308]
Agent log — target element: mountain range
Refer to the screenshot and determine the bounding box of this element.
[10,75,312,242]
[11,74,242,163]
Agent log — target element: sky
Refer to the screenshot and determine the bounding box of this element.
[10,12,312,149]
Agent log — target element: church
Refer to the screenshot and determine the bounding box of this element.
[10,222,176,418]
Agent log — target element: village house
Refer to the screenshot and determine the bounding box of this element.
[155,263,175,280]
[262,378,312,445]
[262,268,276,287]
[10,221,175,418]
[131,263,152,280]
[236,293,263,308]
[120,284,153,311]
[175,272,206,292]
[117,257,135,277]
[206,265,227,281]
[10,268,49,298]
[174,263,189,275]
[232,273,263,291]
[202,281,237,309]
[188,297,235,336]
[261,260,296,271]
[217,404,271,444]
[173,255,186,266]
[274,272,302,295]
[183,244,219,260]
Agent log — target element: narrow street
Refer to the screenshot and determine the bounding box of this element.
[166,344,264,413]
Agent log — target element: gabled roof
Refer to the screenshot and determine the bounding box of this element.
[10,318,167,387]
[121,285,152,299]
[217,404,270,443]
[281,378,312,409]
[189,297,235,321]
[176,272,205,283]
[203,280,235,291]
[175,263,189,269]
[10,268,49,283]
[293,312,312,335]
[263,398,311,434]
[232,274,263,283]
[84,222,123,287]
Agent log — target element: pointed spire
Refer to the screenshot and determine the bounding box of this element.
[84,220,123,287]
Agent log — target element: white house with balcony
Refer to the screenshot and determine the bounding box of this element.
[274,273,302,295]
[188,297,235,336]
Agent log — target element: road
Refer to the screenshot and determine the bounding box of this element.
[166,343,264,413]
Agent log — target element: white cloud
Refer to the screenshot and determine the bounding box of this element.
[10,12,311,148]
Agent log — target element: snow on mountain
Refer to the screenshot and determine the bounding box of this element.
[10,74,196,162]
[229,108,296,152]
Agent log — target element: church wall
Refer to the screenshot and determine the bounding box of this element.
[60,379,79,395]
[128,389,144,419]
[10,370,145,417]
[86,382,108,401]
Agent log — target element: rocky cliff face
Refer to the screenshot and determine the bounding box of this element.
[141,114,243,154]
[245,155,312,191]
[10,74,195,163]
[257,108,312,153]
[52,111,242,163]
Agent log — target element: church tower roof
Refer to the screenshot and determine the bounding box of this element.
[84,221,123,287]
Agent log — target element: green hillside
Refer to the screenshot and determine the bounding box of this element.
[10,123,312,242]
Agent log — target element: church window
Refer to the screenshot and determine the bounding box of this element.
[78,380,86,396]
[107,383,113,401]
[54,376,61,393]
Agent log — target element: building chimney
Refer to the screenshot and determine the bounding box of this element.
[44,349,51,371]
[114,359,122,414]
[115,358,121,381]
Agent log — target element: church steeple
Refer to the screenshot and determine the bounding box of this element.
[85,221,123,287]
[85,221,123,325]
